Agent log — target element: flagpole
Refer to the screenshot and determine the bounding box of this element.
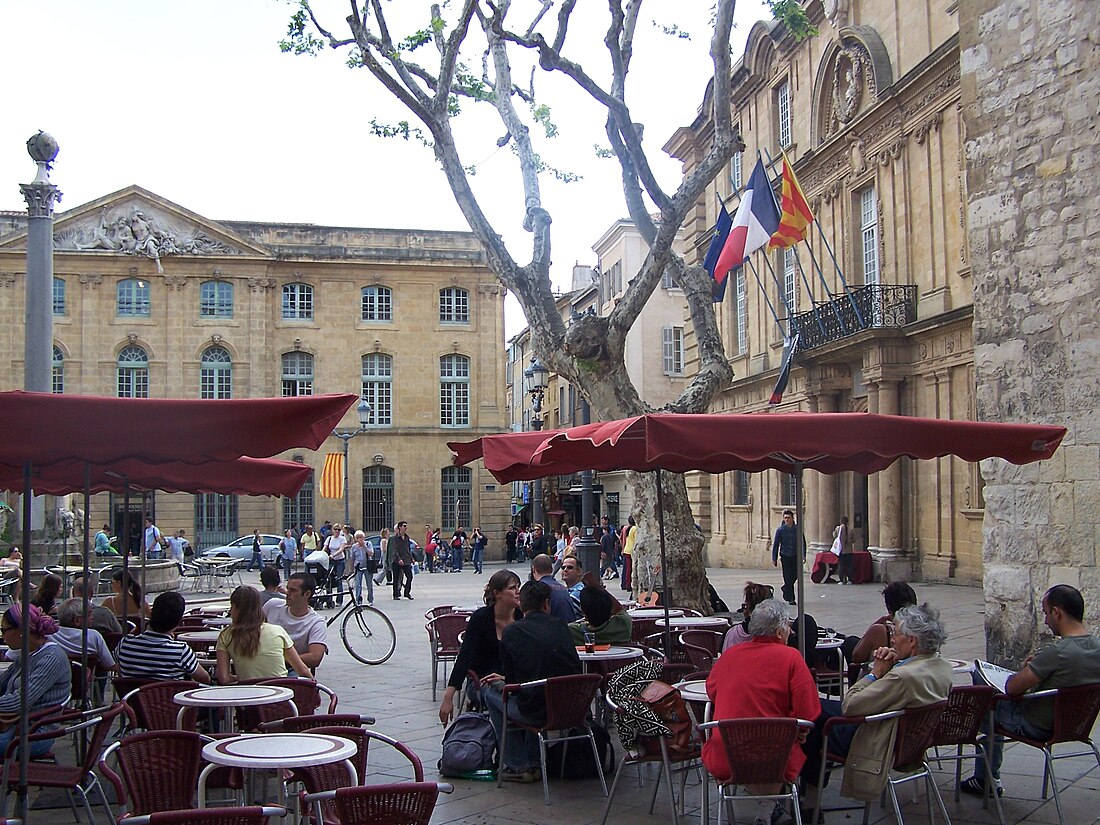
[746,259,785,335]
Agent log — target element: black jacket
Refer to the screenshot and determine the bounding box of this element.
[500,611,581,723]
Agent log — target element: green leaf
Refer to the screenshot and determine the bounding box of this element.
[768,0,819,40]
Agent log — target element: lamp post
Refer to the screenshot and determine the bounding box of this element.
[332,397,372,528]
[524,356,549,526]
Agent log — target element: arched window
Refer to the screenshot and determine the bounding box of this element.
[439,287,469,324]
[200,280,234,318]
[117,345,149,398]
[441,466,472,532]
[439,354,470,427]
[282,283,314,320]
[361,353,392,426]
[361,466,395,532]
[282,352,314,396]
[200,346,232,399]
[51,345,64,394]
[361,285,392,322]
[52,277,66,316]
[117,278,151,317]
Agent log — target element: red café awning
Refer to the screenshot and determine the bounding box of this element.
[0,391,357,466]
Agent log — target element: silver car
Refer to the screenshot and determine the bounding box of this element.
[200,533,283,563]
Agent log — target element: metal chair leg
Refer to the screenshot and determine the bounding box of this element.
[599,757,629,825]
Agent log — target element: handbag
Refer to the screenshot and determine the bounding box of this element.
[829,533,843,554]
[635,680,694,758]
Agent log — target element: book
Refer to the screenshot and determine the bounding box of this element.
[974,659,1015,693]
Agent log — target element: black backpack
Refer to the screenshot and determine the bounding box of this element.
[438,712,497,777]
[542,723,615,779]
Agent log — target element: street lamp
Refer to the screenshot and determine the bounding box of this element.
[332,397,372,527]
[524,356,549,526]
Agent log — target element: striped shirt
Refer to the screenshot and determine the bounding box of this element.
[115,631,199,681]
[0,642,71,714]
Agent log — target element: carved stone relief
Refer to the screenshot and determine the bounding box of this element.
[823,43,874,139]
[78,273,103,289]
[246,278,277,293]
[163,275,187,291]
[0,273,14,289]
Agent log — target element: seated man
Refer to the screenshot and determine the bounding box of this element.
[115,591,211,683]
[259,565,287,605]
[801,603,951,812]
[263,572,328,673]
[530,554,575,625]
[51,599,116,672]
[569,579,631,645]
[71,576,123,635]
[559,556,585,621]
[480,580,581,783]
[704,598,821,824]
[963,584,1100,795]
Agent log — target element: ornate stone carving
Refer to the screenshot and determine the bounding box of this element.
[163,275,187,291]
[0,273,14,288]
[477,282,501,295]
[54,204,242,274]
[823,44,873,139]
[210,334,222,346]
[407,234,424,248]
[78,273,103,289]
[246,277,277,293]
[19,183,62,219]
[127,333,139,345]
[823,0,850,29]
[848,133,867,174]
[913,111,943,145]
[371,453,386,466]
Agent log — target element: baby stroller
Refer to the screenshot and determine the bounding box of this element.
[304,550,337,610]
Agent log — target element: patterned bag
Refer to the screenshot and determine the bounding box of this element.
[606,658,668,755]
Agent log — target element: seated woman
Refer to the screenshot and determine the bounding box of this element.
[101,569,151,627]
[704,598,821,824]
[801,603,952,813]
[216,586,311,683]
[31,573,63,617]
[0,604,72,757]
[438,569,522,725]
[0,548,22,578]
[569,579,631,645]
[722,581,774,650]
[846,581,917,667]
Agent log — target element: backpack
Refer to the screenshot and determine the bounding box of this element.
[438,712,497,777]
[542,723,614,779]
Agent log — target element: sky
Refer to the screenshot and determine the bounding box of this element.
[1,0,770,339]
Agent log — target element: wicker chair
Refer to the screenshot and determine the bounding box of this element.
[122,679,200,732]
[123,806,285,825]
[679,630,723,658]
[99,730,203,817]
[498,673,608,806]
[236,678,337,731]
[699,717,813,825]
[425,613,469,701]
[302,783,452,825]
[927,685,1004,823]
[260,713,376,734]
[423,605,456,621]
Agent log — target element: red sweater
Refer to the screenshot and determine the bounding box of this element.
[702,636,821,782]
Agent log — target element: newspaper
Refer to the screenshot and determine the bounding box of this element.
[974,659,1015,693]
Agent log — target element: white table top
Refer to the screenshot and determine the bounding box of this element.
[947,658,974,673]
[674,679,709,703]
[628,608,685,619]
[176,630,222,643]
[655,616,729,629]
[191,604,230,615]
[576,645,644,661]
[202,617,232,628]
[202,733,357,769]
[815,636,844,650]
[174,685,294,708]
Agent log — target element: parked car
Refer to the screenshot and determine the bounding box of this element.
[200,534,283,563]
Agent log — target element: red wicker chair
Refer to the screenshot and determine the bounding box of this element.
[122,805,285,824]
[699,717,813,825]
[302,782,452,825]
[99,730,203,817]
[927,685,1003,822]
[260,713,376,734]
[992,682,1100,825]
[679,630,723,658]
[423,605,456,621]
[122,679,200,732]
[236,678,336,731]
[426,613,469,701]
[680,642,714,674]
[498,673,608,806]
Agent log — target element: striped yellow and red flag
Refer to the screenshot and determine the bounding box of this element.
[319,452,344,499]
[768,151,815,250]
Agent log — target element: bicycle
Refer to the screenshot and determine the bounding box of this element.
[320,573,397,665]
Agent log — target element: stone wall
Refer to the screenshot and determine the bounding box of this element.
[960,0,1100,664]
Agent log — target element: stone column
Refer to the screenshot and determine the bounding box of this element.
[874,380,906,575]
[865,382,882,551]
[810,393,840,552]
[20,133,61,393]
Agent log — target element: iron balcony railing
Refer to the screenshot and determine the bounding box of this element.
[788,283,917,351]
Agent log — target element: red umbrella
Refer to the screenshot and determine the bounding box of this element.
[450,412,1066,652]
[0,390,357,465]
[0,456,312,498]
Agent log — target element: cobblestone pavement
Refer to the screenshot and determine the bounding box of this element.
[32,562,1100,823]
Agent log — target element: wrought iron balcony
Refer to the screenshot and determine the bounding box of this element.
[789,283,917,351]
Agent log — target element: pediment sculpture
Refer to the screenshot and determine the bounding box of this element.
[54,205,242,273]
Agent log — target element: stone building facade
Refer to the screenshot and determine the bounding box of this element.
[665,0,983,582]
[0,185,510,550]
[960,0,1100,660]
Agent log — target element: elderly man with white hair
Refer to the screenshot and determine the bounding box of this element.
[801,603,952,816]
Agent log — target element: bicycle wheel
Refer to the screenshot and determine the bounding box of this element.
[341,604,396,665]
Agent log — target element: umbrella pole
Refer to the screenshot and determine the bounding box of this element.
[80,465,91,713]
[16,463,33,824]
[655,469,672,656]
[795,463,806,659]
[120,485,130,633]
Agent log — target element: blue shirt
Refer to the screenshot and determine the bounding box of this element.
[280,535,298,560]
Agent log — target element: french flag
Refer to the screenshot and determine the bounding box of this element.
[713,159,780,293]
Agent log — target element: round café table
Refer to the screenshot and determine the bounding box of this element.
[192,603,231,616]
[654,616,729,630]
[174,684,297,732]
[202,616,232,628]
[576,645,644,673]
[198,732,357,808]
[628,608,685,619]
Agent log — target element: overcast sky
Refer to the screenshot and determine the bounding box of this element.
[2,0,769,337]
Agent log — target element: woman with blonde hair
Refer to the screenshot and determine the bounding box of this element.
[216,586,310,683]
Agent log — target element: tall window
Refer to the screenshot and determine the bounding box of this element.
[361,353,392,426]
[200,280,233,318]
[731,126,743,191]
[860,187,879,285]
[662,326,684,376]
[361,466,395,533]
[439,287,469,323]
[282,470,314,533]
[282,283,314,320]
[200,346,232,399]
[776,80,792,148]
[117,345,149,398]
[661,269,677,290]
[361,285,392,322]
[117,278,150,317]
[733,470,751,506]
[441,466,472,532]
[735,270,748,355]
[51,346,64,394]
[194,493,238,548]
[52,277,66,316]
[609,261,623,294]
[781,472,799,506]
[782,248,797,315]
[439,354,470,427]
[281,352,314,396]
